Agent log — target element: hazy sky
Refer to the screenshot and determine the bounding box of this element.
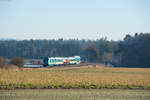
[0,0,150,40]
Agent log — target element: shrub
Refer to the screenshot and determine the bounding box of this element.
[11,57,24,68]
[0,57,7,68]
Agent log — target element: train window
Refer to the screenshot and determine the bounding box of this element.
[50,59,54,63]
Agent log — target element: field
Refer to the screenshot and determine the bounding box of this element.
[0,64,150,89]
[0,89,150,100]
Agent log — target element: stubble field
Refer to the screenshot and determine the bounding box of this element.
[0,65,150,89]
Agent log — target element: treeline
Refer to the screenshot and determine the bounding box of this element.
[0,33,150,67]
[114,33,150,67]
[0,38,115,63]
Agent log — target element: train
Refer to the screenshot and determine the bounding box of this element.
[43,56,80,66]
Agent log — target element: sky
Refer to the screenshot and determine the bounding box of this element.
[0,0,150,41]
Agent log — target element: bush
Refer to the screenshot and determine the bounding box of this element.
[11,57,24,68]
[0,57,7,68]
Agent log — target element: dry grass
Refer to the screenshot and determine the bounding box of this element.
[0,65,150,89]
[1,89,150,100]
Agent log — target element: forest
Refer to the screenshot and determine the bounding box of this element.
[0,33,150,68]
